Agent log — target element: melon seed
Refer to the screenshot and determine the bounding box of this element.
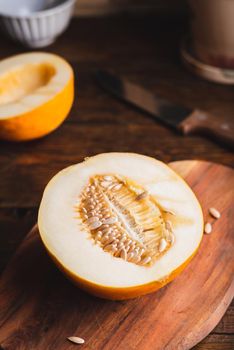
[102,217,117,225]
[88,221,102,230]
[204,222,212,234]
[136,191,148,201]
[159,238,167,253]
[67,336,85,344]
[209,207,221,219]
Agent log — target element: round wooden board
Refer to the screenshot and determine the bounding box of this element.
[0,160,233,350]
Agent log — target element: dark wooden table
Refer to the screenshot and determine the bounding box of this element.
[0,13,233,350]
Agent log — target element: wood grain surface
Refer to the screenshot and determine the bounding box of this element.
[0,160,233,350]
[0,14,234,349]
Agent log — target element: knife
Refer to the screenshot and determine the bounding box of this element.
[96,70,234,149]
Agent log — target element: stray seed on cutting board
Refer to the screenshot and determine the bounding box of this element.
[209,207,221,219]
[204,222,212,234]
[67,336,85,344]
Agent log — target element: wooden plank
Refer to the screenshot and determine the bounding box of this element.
[0,209,37,274]
[0,124,233,208]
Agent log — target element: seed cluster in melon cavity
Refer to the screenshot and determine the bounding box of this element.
[78,174,175,266]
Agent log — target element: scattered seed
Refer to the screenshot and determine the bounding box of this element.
[165,220,172,231]
[204,222,212,234]
[159,238,167,252]
[102,228,112,234]
[125,245,131,253]
[136,191,148,201]
[86,216,99,224]
[119,236,127,243]
[95,231,103,241]
[127,252,134,261]
[120,248,127,260]
[209,207,221,219]
[88,221,102,230]
[112,183,123,191]
[141,256,151,265]
[105,237,115,245]
[109,231,117,238]
[104,243,116,252]
[102,224,110,229]
[103,175,113,181]
[101,181,112,188]
[102,217,117,225]
[139,248,145,256]
[101,233,110,241]
[67,336,85,344]
[131,255,141,263]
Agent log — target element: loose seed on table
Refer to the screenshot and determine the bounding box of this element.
[67,336,85,344]
[209,207,221,219]
[204,222,212,234]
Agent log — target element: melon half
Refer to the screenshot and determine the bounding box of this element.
[0,52,74,141]
[38,153,203,300]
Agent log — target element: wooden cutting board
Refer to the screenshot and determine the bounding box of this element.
[0,160,233,350]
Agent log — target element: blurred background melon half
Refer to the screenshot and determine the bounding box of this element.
[0,52,74,141]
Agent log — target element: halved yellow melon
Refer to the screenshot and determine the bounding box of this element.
[38,153,203,300]
[0,52,74,141]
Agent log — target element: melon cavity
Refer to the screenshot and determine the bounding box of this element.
[78,174,173,266]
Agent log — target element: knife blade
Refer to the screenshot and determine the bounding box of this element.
[96,70,234,149]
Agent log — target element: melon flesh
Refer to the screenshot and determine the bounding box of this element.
[38,153,203,299]
[0,52,71,118]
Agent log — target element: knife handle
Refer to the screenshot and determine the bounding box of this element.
[179,109,234,149]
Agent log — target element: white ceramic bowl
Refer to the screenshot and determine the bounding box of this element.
[0,0,76,48]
